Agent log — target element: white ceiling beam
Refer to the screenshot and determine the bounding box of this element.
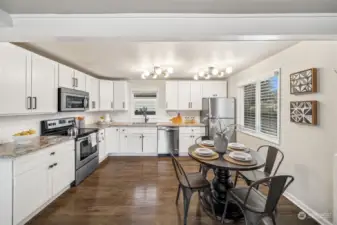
[0,9,13,27]
[1,13,337,41]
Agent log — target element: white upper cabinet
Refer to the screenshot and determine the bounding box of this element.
[165,81,178,110]
[99,80,114,111]
[113,81,128,111]
[176,81,202,111]
[58,64,74,89]
[0,43,30,115]
[74,70,86,91]
[86,76,100,111]
[31,53,57,114]
[190,82,202,110]
[178,81,191,110]
[202,81,227,98]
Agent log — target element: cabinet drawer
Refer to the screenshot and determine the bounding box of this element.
[142,128,157,134]
[179,127,205,134]
[127,128,143,134]
[14,150,49,176]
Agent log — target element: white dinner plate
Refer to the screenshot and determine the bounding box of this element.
[195,148,214,156]
[201,140,214,147]
[228,142,246,150]
[229,151,252,162]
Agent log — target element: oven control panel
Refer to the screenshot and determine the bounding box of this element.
[46,118,75,129]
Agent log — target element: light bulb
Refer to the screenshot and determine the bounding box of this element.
[211,67,218,76]
[141,73,147,79]
[193,75,199,80]
[167,67,174,74]
[198,70,205,77]
[225,67,233,74]
[218,71,225,77]
[205,74,211,80]
[154,67,162,75]
[164,71,170,78]
[142,70,150,77]
[152,73,158,79]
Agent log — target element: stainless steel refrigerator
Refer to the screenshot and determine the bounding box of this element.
[200,97,236,142]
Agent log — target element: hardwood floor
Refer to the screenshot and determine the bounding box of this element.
[28,157,319,225]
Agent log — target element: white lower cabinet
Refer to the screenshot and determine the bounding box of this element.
[179,127,205,156]
[142,134,157,153]
[105,127,121,153]
[126,133,143,153]
[4,140,76,225]
[98,129,107,163]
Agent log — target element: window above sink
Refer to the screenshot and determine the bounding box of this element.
[132,91,158,117]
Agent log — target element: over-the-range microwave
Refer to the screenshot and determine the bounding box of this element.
[58,87,89,112]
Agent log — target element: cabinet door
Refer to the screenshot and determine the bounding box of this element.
[113,81,128,110]
[99,80,114,111]
[14,164,50,225]
[190,82,202,110]
[119,133,128,153]
[31,53,57,114]
[165,81,178,110]
[179,134,192,155]
[58,64,74,89]
[202,81,227,98]
[0,43,30,115]
[178,81,191,110]
[74,70,86,91]
[91,77,100,111]
[105,127,120,153]
[142,134,157,153]
[126,133,143,153]
[52,149,75,196]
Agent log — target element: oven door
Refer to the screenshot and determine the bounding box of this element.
[75,135,98,169]
[59,89,89,112]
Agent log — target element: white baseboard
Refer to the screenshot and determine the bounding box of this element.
[283,191,333,225]
[18,185,71,225]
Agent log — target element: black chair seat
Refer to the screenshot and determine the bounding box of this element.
[240,170,270,183]
[179,172,210,189]
[229,187,266,212]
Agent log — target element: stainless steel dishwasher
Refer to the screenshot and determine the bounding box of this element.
[157,126,179,156]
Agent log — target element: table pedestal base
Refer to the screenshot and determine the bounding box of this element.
[200,168,243,221]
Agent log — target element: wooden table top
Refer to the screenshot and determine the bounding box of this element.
[188,144,265,171]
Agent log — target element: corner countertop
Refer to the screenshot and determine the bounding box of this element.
[0,136,74,159]
[85,122,206,129]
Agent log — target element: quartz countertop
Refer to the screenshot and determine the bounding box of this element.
[85,122,206,129]
[0,136,74,159]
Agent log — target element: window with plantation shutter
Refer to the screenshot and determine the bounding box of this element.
[243,84,256,130]
[260,75,279,136]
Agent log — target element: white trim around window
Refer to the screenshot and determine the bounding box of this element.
[237,69,281,145]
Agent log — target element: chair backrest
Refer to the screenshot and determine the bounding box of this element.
[257,145,284,176]
[244,175,294,214]
[170,152,192,188]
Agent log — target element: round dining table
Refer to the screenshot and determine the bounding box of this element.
[188,144,266,221]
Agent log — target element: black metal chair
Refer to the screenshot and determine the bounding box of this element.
[170,152,215,225]
[234,145,284,188]
[222,175,295,225]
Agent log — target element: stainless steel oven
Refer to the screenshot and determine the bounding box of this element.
[58,87,89,112]
[76,135,98,170]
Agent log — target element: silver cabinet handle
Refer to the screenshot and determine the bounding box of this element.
[166,102,168,108]
[111,102,113,109]
[72,77,75,87]
[27,97,32,109]
[75,78,78,87]
[123,102,125,108]
[191,102,192,108]
[33,97,37,109]
[48,165,54,169]
[92,101,95,109]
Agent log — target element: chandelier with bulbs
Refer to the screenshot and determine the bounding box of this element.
[141,66,174,79]
[194,66,233,80]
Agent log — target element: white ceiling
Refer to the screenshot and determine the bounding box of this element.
[30,41,296,79]
[1,0,337,14]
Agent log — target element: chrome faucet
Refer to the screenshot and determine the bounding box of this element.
[140,107,149,123]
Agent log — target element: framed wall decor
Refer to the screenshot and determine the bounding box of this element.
[290,101,318,125]
[290,68,317,94]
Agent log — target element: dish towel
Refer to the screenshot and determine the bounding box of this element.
[90,133,97,147]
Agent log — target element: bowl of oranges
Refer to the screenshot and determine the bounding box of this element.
[13,129,37,145]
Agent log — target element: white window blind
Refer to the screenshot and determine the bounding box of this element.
[133,92,157,115]
[260,75,279,136]
[243,84,256,130]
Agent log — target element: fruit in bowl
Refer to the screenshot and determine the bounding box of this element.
[13,129,37,144]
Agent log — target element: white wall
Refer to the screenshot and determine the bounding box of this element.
[109,80,200,122]
[227,41,337,223]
